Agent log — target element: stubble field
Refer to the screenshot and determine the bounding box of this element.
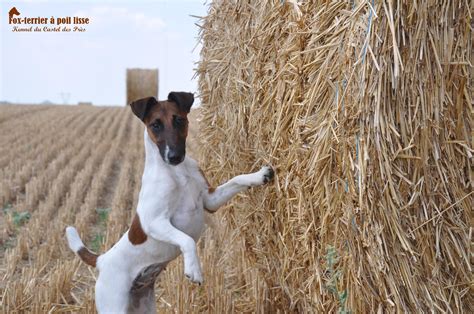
[0,104,266,313]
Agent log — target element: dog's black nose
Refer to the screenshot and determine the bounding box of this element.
[168,152,184,165]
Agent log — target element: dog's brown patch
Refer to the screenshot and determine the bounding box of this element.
[129,214,147,245]
[78,247,98,267]
[199,168,216,194]
[144,101,189,147]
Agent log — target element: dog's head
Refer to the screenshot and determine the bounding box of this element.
[130,92,194,166]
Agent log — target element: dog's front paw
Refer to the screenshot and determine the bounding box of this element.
[260,165,275,184]
[184,261,203,285]
[241,165,275,187]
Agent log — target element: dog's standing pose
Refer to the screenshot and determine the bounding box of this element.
[66,92,274,313]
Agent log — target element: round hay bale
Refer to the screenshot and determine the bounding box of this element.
[126,68,158,105]
[197,1,472,312]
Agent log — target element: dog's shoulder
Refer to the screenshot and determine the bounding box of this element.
[183,156,199,169]
[182,157,208,187]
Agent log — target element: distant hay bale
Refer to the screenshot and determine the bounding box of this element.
[198,1,472,312]
[126,68,158,105]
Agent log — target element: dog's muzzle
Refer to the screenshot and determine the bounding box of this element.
[167,151,184,165]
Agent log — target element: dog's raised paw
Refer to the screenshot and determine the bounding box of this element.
[261,166,275,184]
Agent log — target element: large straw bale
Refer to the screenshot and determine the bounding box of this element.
[126,68,159,105]
[197,0,472,312]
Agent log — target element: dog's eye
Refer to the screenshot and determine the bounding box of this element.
[151,121,163,132]
[173,116,187,128]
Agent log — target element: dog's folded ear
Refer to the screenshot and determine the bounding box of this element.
[130,97,158,122]
[168,92,194,113]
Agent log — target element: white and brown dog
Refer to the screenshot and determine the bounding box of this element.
[66,92,274,313]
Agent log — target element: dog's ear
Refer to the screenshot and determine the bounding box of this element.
[129,97,158,122]
[168,92,194,113]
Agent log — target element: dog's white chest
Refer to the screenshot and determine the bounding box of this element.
[169,166,205,241]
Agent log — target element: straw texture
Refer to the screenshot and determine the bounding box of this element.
[126,68,159,105]
[197,0,472,312]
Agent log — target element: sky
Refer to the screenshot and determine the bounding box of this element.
[0,0,208,106]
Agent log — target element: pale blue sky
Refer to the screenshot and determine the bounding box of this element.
[0,0,207,105]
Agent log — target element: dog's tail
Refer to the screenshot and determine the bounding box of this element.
[66,226,98,267]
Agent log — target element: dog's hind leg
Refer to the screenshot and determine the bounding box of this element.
[127,285,156,314]
[95,270,131,314]
[127,263,166,314]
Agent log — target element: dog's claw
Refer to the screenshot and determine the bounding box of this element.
[184,268,203,285]
[186,276,203,285]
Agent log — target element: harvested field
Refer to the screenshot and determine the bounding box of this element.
[0,104,263,313]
